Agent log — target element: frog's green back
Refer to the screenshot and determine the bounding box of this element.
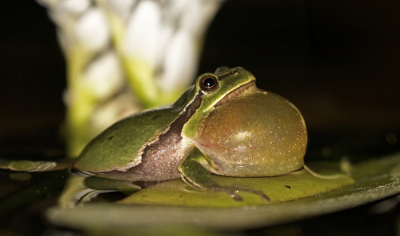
[74,107,180,172]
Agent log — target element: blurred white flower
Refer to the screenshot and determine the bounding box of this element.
[37,0,223,156]
[60,0,91,15]
[121,0,223,97]
[104,0,136,20]
[90,92,140,135]
[75,8,110,52]
[123,1,162,65]
[160,30,196,93]
[83,51,124,99]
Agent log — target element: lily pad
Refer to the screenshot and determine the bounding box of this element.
[46,153,400,234]
[118,168,354,207]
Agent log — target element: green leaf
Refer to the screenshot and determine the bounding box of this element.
[46,153,400,234]
[118,168,354,207]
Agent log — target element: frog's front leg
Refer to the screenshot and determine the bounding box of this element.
[178,148,270,201]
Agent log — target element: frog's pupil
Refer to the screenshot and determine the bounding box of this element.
[204,78,215,88]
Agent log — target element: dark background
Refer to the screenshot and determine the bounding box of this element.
[0,0,399,235]
[1,0,399,151]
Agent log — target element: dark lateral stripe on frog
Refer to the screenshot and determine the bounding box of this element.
[217,69,238,80]
[103,91,203,180]
[214,80,256,108]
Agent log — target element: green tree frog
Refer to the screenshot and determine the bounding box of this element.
[73,67,307,201]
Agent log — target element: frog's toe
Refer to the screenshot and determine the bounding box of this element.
[255,190,270,202]
[228,190,244,201]
[238,186,270,202]
[230,193,243,201]
[212,186,243,201]
[212,185,269,202]
[234,186,270,202]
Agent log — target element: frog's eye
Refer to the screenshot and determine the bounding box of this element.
[199,75,219,93]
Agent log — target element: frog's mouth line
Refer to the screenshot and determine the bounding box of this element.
[214,80,256,107]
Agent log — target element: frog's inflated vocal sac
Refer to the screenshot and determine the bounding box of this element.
[74,67,307,200]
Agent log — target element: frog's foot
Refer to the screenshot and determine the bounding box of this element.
[179,149,270,202]
[210,185,270,202]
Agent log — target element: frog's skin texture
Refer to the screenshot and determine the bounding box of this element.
[74,67,307,200]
